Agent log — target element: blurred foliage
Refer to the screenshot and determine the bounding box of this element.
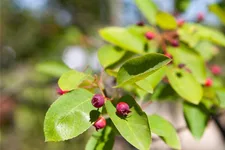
[0,0,109,150]
[0,0,225,150]
[174,0,190,12]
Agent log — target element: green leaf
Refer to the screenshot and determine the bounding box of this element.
[183,102,209,139]
[156,12,177,30]
[105,95,151,150]
[175,0,191,12]
[194,41,216,61]
[127,25,154,40]
[178,28,199,47]
[116,53,171,87]
[168,45,206,83]
[196,25,225,47]
[105,69,118,77]
[36,61,70,77]
[134,0,157,24]
[98,45,126,68]
[148,114,180,149]
[44,89,95,141]
[58,70,91,91]
[201,98,215,110]
[216,88,225,108]
[209,4,225,25]
[85,124,115,150]
[99,27,144,53]
[151,83,179,101]
[182,23,225,47]
[166,66,203,104]
[127,25,159,53]
[136,79,154,94]
[135,66,166,93]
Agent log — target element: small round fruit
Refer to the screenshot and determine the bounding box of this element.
[116,102,131,116]
[93,116,106,131]
[171,40,179,47]
[210,65,221,75]
[177,18,185,27]
[205,78,213,87]
[145,31,155,40]
[197,12,204,22]
[91,94,105,108]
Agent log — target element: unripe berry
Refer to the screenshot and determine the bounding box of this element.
[171,40,179,47]
[177,18,185,27]
[91,94,105,108]
[116,102,131,116]
[205,78,213,87]
[57,87,68,95]
[136,21,144,26]
[210,65,221,75]
[197,12,204,22]
[93,116,106,131]
[178,63,185,68]
[145,31,155,40]
[162,77,169,83]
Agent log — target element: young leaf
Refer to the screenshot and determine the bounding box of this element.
[58,70,91,91]
[134,0,157,24]
[183,102,209,139]
[44,89,95,141]
[36,61,70,77]
[166,66,203,104]
[148,114,181,149]
[105,95,151,150]
[168,45,206,83]
[99,27,144,54]
[116,53,171,87]
[156,12,177,30]
[98,45,126,68]
[85,124,115,150]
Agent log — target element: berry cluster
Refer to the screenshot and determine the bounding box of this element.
[91,94,131,131]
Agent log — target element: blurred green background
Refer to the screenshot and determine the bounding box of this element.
[0,0,224,150]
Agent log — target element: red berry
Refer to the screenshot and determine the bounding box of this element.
[116,102,131,116]
[136,21,144,26]
[91,94,105,108]
[171,40,179,47]
[197,12,204,22]
[177,18,185,27]
[145,31,155,40]
[205,78,213,87]
[93,116,106,131]
[210,65,221,75]
[57,87,68,95]
[164,52,172,59]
